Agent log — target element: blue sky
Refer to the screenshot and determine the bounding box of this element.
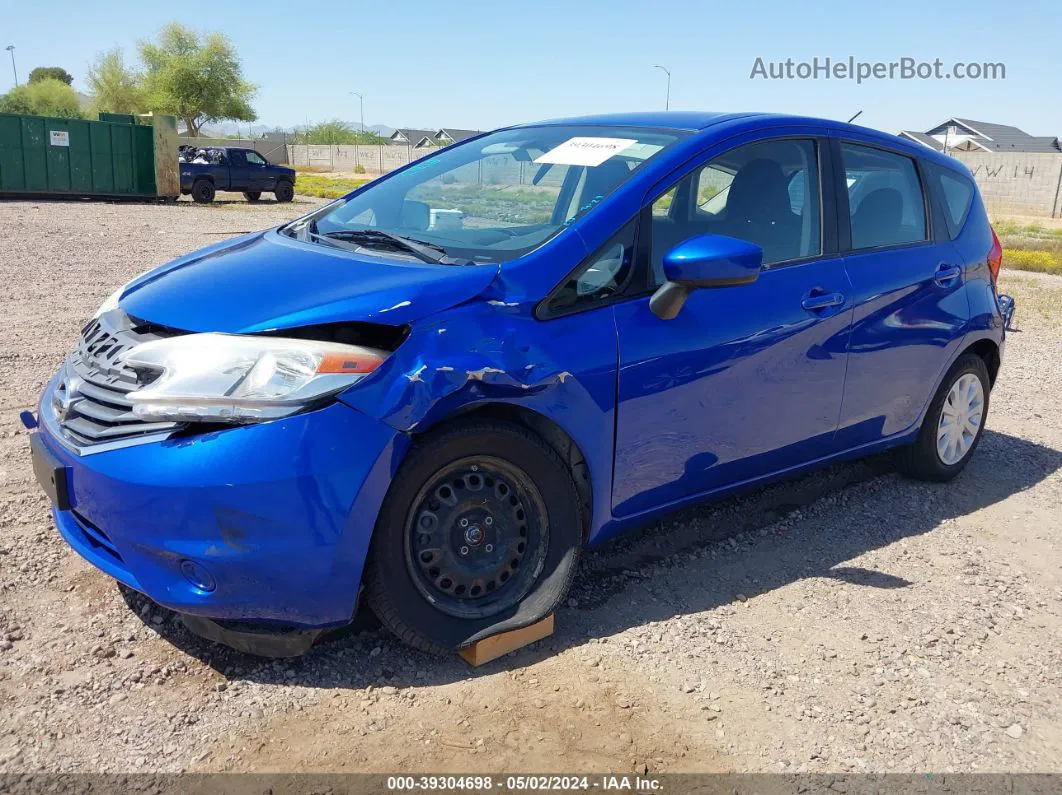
[3,0,1059,137]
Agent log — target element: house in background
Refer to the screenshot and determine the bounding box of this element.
[388,128,481,148]
[899,118,1062,154]
[389,128,435,147]
[434,128,480,146]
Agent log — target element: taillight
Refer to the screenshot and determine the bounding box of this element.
[987,227,1003,286]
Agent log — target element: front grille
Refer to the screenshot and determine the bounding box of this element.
[53,312,184,448]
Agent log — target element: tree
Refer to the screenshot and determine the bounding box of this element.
[86,49,143,114]
[0,79,82,118]
[28,66,74,86]
[296,119,389,145]
[138,23,256,137]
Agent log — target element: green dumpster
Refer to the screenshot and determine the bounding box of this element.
[0,111,179,199]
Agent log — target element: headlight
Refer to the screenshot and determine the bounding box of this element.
[121,333,387,424]
[94,270,152,319]
[93,286,124,319]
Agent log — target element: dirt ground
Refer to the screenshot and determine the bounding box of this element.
[0,198,1060,775]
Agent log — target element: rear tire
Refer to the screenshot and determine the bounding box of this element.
[243,191,261,202]
[897,352,990,482]
[364,420,583,655]
[274,181,294,202]
[191,179,215,204]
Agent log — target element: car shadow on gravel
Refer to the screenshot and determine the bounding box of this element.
[120,427,1062,688]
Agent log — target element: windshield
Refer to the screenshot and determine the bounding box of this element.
[284,125,684,263]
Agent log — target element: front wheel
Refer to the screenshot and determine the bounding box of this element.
[274,181,294,202]
[364,420,583,654]
[897,352,990,482]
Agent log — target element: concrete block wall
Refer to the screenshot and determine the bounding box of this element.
[951,151,1062,218]
[286,144,440,174]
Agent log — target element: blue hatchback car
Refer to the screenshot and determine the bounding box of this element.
[28,112,1011,655]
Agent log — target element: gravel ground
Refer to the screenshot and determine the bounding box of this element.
[0,198,1060,774]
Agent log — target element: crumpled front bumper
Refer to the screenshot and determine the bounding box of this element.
[33,379,408,628]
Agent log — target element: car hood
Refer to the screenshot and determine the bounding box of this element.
[119,230,500,333]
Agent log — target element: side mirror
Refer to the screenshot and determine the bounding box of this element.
[649,234,763,320]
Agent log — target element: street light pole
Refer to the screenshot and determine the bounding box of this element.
[5,46,17,86]
[350,91,364,138]
[653,64,670,111]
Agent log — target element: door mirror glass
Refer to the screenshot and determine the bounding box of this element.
[650,234,763,320]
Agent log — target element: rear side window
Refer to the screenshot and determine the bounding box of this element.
[841,143,926,249]
[934,167,975,239]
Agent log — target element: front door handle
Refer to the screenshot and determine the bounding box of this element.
[801,291,845,312]
[934,263,962,286]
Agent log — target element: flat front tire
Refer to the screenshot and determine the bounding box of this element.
[897,352,990,482]
[364,420,583,655]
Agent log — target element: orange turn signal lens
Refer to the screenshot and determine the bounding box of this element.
[316,349,386,375]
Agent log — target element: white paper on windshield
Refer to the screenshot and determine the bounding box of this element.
[534,137,638,167]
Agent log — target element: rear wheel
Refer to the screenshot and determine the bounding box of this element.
[243,191,261,202]
[191,179,215,204]
[274,181,294,202]
[364,420,583,654]
[897,352,990,482]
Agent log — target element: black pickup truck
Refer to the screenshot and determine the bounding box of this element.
[179,146,297,203]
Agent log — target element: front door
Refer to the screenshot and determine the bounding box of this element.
[612,135,852,517]
[245,150,274,191]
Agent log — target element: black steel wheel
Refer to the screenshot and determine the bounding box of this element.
[274,181,294,202]
[191,179,215,203]
[364,419,584,654]
[405,456,547,619]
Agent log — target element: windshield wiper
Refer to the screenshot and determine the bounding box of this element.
[321,229,452,264]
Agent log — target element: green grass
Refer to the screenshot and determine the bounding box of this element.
[992,220,1062,240]
[995,220,1062,276]
[1003,248,1062,275]
[295,175,372,199]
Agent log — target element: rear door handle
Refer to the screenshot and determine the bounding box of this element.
[934,263,962,286]
[801,291,845,312]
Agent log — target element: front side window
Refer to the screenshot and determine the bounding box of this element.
[841,143,927,249]
[246,151,267,166]
[285,126,683,264]
[650,138,822,274]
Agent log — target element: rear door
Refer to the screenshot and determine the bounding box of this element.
[831,135,969,449]
[611,131,853,517]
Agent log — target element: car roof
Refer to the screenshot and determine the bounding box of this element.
[513,111,969,174]
[516,111,755,131]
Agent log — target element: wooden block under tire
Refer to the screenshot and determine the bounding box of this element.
[458,614,555,666]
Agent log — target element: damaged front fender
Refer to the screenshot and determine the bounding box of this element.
[338,298,620,539]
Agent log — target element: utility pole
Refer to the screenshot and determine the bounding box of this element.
[653,65,671,111]
[5,46,17,86]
